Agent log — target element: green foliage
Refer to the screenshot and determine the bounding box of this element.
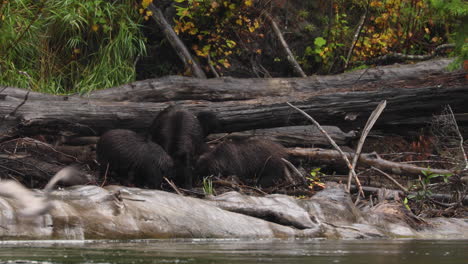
[173,0,261,71]
[300,0,466,73]
[202,176,214,196]
[429,0,468,65]
[430,0,468,16]
[407,168,453,201]
[0,0,146,94]
[307,168,325,189]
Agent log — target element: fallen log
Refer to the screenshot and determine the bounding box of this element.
[86,58,458,102]
[0,84,467,140]
[288,147,455,176]
[207,125,356,147]
[0,58,457,102]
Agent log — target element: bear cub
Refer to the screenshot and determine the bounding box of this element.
[96,129,174,189]
[149,105,219,188]
[196,138,289,187]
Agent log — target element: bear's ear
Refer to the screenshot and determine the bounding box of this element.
[197,111,221,136]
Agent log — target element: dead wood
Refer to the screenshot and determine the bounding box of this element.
[262,12,306,77]
[207,125,356,147]
[287,102,364,197]
[83,58,458,102]
[347,100,386,192]
[0,83,466,141]
[366,44,456,65]
[288,147,455,176]
[147,3,206,78]
[351,185,468,205]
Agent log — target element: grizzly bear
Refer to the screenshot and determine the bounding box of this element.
[96,129,173,189]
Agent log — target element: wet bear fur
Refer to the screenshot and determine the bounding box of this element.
[96,129,174,189]
[195,138,289,187]
[149,105,219,188]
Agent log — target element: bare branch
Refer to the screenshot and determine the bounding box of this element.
[164,177,184,196]
[147,4,206,78]
[3,91,29,121]
[344,5,368,70]
[288,147,455,176]
[262,12,307,77]
[281,157,307,185]
[372,166,408,192]
[446,105,468,170]
[286,102,364,197]
[347,100,386,192]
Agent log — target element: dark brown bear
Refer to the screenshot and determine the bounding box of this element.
[96,129,174,189]
[149,105,219,188]
[195,138,289,187]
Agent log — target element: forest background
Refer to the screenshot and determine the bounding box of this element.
[0,0,466,94]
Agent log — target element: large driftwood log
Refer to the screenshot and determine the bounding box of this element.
[87,58,460,102]
[1,183,467,240]
[0,83,466,140]
[0,58,457,102]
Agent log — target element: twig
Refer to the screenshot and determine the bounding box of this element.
[365,44,455,65]
[206,133,231,144]
[4,91,29,120]
[207,54,220,78]
[428,197,458,208]
[344,4,368,70]
[286,102,364,197]
[347,100,386,192]
[164,177,184,196]
[372,166,408,193]
[262,12,307,77]
[281,158,306,185]
[100,163,109,188]
[446,105,468,170]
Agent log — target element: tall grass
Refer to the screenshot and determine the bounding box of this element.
[0,0,146,94]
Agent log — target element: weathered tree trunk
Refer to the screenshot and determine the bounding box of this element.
[0,83,466,140]
[87,58,458,102]
[1,58,456,102]
[208,125,356,147]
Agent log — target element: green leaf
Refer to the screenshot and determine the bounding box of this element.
[314,37,326,48]
[304,46,314,56]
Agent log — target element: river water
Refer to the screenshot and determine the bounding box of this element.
[0,239,467,264]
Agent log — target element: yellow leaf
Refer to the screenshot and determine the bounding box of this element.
[91,24,99,32]
[244,0,252,7]
[141,0,152,9]
[146,10,153,16]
